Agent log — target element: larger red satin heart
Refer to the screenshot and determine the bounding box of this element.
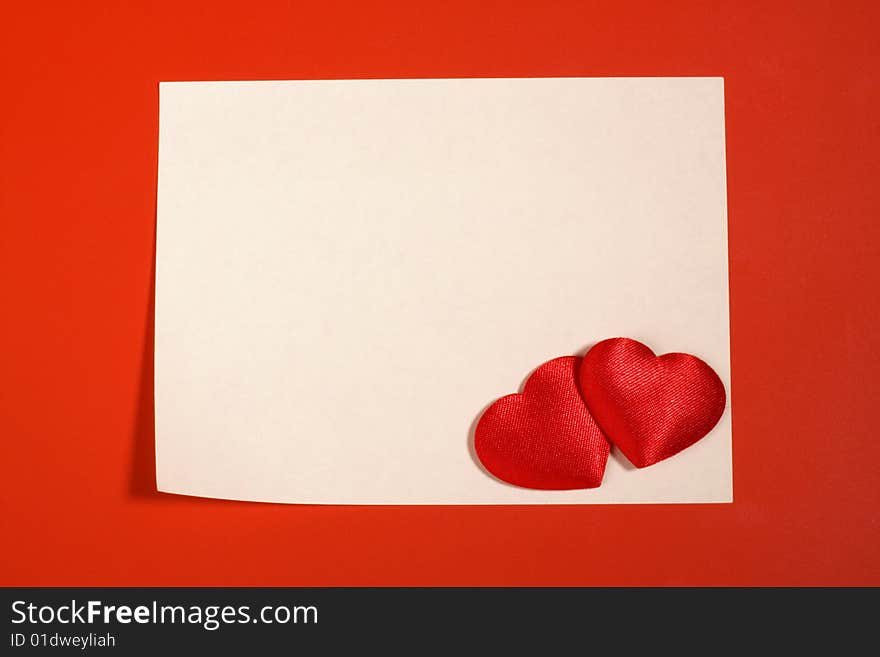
[474,357,610,489]
[580,338,726,468]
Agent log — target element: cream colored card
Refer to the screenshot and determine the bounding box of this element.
[155,77,730,504]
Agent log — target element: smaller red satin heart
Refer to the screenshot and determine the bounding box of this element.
[474,357,610,490]
[580,338,726,468]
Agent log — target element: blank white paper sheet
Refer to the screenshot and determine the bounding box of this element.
[155,77,731,504]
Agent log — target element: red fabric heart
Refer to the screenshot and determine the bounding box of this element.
[580,338,726,468]
[474,357,610,490]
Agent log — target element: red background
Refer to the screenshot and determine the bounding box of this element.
[2,1,878,586]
